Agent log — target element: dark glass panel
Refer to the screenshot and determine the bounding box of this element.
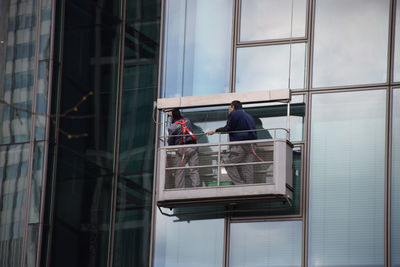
[113,16,160,267]
[49,0,121,265]
[126,0,161,21]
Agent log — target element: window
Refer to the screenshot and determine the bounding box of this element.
[313,0,390,87]
[309,90,386,266]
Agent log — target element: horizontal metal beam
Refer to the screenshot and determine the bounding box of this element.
[157,89,291,109]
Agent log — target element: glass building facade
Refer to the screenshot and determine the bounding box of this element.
[0,0,399,267]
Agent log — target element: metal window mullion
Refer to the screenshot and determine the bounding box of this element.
[21,0,42,265]
[150,0,166,264]
[107,0,126,266]
[385,86,393,267]
[304,0,316,265]
[230,0,239,93]
[36,0,58,264]
[44,0,66,265]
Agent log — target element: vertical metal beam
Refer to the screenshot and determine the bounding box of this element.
[223,212,231,267]
[231,0,239,93]
[43,0,66,265]
[21,0,42,265]
[107,0,126,265]
[303,0,315,265]
[36,0,57,264]
[149,0,166,265]
[386,1,397,265]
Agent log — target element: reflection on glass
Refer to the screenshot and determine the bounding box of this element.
[113,41,159,266]
[0,143,30,266]
[309,90,386,266]
[0,0,37,144]
[394,3,400,81]
[313,0,390,87]
[153,210,224,267]
[230,221,302,267]
[26,224,39,267]
[240,0,307,41]
[35,61,49,141]
[392,89,400,265]
[50,0,121,265]
[162,0,233,97]
[236,43,306,92]
[28,142,44,224]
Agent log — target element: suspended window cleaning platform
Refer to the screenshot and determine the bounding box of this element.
[156,89,294,215]
[156,129,294,210]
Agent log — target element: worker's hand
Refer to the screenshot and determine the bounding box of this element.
[206,130,216,135]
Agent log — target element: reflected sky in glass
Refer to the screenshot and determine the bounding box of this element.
[162,0,233,97]
[153,210,224,267]
[392,89,400,266]
[313,0,390,87]
[394,3,400,82]
[309,90,386,266]
[236,43,306,92]
[240,0,307,42]
[230,221,302,267]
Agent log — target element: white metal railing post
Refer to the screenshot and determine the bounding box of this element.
[286,101,290,140]
[217,133,221,186]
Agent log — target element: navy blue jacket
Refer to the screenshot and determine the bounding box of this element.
[216,108,257,141]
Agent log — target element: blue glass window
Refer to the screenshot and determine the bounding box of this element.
[230,221,302,267]
[162,0,233,97]
[313,0,390,87]
[309,90,386,266]
[392,88,400,266]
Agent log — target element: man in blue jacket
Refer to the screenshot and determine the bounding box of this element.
[206,100,257,185]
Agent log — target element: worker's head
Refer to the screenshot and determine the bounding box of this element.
[168,108,183,121]
[230,100,242,113]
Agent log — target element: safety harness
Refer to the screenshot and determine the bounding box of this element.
[174,119,197,167]
[174,119,197,145]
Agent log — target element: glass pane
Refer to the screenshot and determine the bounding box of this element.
[0,0,38,144]
[28,142,44,224]
[392,88,400,266]
[0,143,30,266]
[126,0,161,21]
[49,0,121,265]
[312,0,390,87]
[309,90,386,266]
[236,43,306,92]
[39,0,52,60]
[162,0,233,97]
[35,61,48,141]
[25,224,39,267]
[394,2,400,82]
[240,0,307,42]
[229,221,302,267]
[113,17,160,265]
[153,210,224,267]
